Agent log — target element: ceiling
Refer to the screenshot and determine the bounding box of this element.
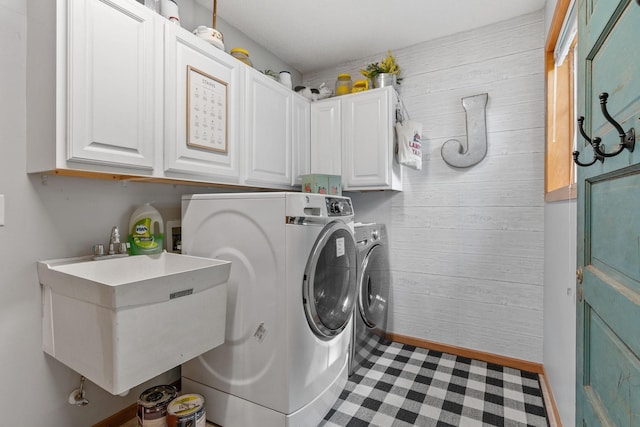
[196,0,547,74]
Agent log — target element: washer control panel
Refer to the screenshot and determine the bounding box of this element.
[326,197,353,216]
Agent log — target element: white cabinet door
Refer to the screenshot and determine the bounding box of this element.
[291,93,310,186]
[342,88,402,190]
[244,70,292,186]
[67,0,160,170]
[310,98,341,175]
[164,23,242,182]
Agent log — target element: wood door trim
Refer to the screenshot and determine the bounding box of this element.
[545,184,577,202]
[545,0,573,53]
[545,0,576,199]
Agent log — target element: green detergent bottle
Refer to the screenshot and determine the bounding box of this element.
[128,203,164,255]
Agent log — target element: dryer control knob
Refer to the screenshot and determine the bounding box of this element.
[371,229,380,240]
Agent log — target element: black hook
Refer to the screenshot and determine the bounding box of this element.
[591,92,635,158]
[572,149,602,167]
[577,116,593,144]
[573,116,604,167]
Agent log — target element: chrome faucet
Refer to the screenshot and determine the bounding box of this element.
[93,226,129,260]
[109,226,121,254]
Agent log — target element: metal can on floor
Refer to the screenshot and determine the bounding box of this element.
[137,385,178,427]
[166,394,206,427]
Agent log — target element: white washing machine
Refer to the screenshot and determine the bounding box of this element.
[180,192,357,427]
[349,223,390,376]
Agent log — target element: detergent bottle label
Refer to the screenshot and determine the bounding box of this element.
[128,203,164,255]
[131,218,158,249]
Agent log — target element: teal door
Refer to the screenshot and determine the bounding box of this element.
[576,0,640,425]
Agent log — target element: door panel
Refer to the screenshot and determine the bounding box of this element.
[310,99,342,175]
[342,90,388,186]
[587,3,640,170]
[583,303,640,427]
[292,95,311,186]
[163,23,241,181]
[582,0,626,51]
[576,0,640,425]
[589,173,640,288]
[583,264,640,363]
[244,71,292,185]
[68,0,158,169]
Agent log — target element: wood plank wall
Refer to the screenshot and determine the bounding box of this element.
[304,11,545,362]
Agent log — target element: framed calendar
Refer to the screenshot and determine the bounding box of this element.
[186,65,228,153]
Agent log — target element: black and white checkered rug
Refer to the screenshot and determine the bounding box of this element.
[322,341,548,426]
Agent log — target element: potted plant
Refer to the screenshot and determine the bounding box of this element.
[261,69,279,80]
[360,50,402,88]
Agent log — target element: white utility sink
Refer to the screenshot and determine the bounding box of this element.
[38,252,231,395]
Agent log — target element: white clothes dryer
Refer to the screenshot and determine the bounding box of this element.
[349,223,390,376]
[180,192,357,427]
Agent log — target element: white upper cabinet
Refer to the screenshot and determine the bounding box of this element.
[67,0,161,170]
[243,69,293,187]
[292,93,311,186]
[310,87,402,191]
[27,0,161,174]
[342,87,401,191]
[26,0,314,190]
[163,23,242,183]
[310,99,342,176]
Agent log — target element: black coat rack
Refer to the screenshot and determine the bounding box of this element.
[573,92,635,167]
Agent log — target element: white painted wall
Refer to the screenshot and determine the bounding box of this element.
[306,11,546,362]
[338,6,579,425]
[545,0,558,36]
[542,0,577,425]
[178,1,303,87]
[543,200,576,426]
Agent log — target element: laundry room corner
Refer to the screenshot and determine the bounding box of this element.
[306,10,545,363]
